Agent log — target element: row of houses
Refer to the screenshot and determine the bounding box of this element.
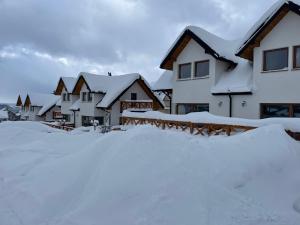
[16,73,164,127]
[16,0,300,127]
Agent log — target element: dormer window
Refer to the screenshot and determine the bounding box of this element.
[82,92,87,102]
[63,93,67,101]
[178,63,191,79]
[67,93,71,101]
[87,93,93,102]
[263,48,288,71]
[294,46,300,69]
[195,60,209,78]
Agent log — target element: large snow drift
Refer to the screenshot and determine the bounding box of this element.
[0,121,300,225]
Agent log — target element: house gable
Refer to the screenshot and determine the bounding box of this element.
[72,76,92,95]
[236,1,300,60]
[160,28,237,70]
[16,95,23,106]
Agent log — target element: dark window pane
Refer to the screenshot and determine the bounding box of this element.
[293,105,300,118]
[88,93,93,102]
[94,117,104,125]
[295,47,300,68]
[82,92,86,101]
[131,93,137,100]
[177,104,209,114]
[261,104,289,118]
[264,48,288,71]
[195,61,209,78]
[179,63,191,79]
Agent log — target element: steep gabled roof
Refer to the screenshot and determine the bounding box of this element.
[152,71,173,92]
[160,26,239,70]
[236,0,300,60]
[54,77,77,95]
[37,96,60,117]
[25,93,59,107]
[16,95,23,106]
[72,72,163,109]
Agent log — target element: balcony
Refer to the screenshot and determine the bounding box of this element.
[120,100,153,113]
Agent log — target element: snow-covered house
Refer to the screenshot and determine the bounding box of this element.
[22,93,61,121]
[71,72,163,127]
[54,77,77,124]
[159,0,300,119]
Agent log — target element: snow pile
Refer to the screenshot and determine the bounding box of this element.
[0,122,300,225]
[0,109,8,119]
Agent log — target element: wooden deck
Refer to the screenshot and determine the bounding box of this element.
[122,116,300,140]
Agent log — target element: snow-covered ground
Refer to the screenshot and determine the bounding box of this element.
[0,121,300,225]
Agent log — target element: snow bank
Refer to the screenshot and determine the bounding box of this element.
[0,122,300,225]
[123,110,300,132]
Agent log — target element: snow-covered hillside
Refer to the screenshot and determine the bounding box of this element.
[0,121,300,225]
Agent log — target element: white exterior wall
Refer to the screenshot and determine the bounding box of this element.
[28,106,43,121]
[60,87,79,123]
[110,81,152,126]
[44,105,61,122]
[171,39,231,116]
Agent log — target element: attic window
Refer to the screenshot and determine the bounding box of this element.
[195,60,209,78]
[294,46,300,69]
[178,63,191,79]
[263,48,288,71]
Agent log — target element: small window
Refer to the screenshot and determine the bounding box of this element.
[131,93,137,100]
[63,93,67,101]
[82,92,87,102]
[88,93,93,102]
[177,104,209,115]
[62,114,70,122]
[195,60,209,78]
[178,63,192,79]
[30,106,34,112]
[94,117,104,125]
[82,116,92,126]
[67,93,71,101]
[263,48,288,71]
[294,46,300,69]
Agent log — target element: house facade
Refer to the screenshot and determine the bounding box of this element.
[158,0,300,119]
[71,72,163,127]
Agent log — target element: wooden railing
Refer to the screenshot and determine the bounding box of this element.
[121,116,256,136]
[44,123,74,131]
[120,101,153,113]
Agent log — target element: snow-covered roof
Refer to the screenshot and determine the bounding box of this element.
[27,93,59,107]
[61,77,77,93]
[37,95,60,116]
[0,109,8,119]
[74,72,155,108]
[211,59,254,94]
[69,99,80,111]
[56,97,62,107]
[152,71,173,91]
[161,25,240,70]
[236,0,300,55]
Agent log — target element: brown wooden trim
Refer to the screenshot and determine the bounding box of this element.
[293,45,300,69]
[16,95,23,106]
[262,47,289,72]
[72,75,92,95]
[194,60,209,77]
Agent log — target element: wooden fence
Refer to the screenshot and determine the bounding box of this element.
[122,116,300,140]
[44,123,74,132]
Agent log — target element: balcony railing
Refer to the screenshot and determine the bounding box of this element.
[120,100,153,113]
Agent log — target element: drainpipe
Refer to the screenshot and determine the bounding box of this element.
[228,94,232,117]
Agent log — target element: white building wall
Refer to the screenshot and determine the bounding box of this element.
[44,105,61,122]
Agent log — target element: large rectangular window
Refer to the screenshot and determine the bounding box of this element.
[263,48,288,71]
[177,103,209,115]
[178,63,192,79]
[195,60,209,78]
[261,104,300,118]
[294,46,300,69]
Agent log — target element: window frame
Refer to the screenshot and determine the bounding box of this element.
[293,45,300,69]
[178,63,192,80]
[176,103,209,115]
[87,92,93,102]
[194,60,210,78]
[260,103,300,118]
[262,47,289,72]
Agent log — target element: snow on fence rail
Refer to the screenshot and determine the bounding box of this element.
[122,111,300,140]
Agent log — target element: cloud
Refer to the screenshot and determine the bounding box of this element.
[0,0,278,103]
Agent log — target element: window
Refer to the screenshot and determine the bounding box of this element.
[261,104,300,118]
[263,48,288,71]
[62,114,70,122]
[293,46,300,69]
[67,93,71,101]
[195,60,209,78]
[178,63,192,79]
[131,93,137,100]
[94,117,104,125]
[63,93,67,101]
[88,93,93,102]
[82,116,93,126]
[177,103,209,115]
[30,106,34,112]
[82,92,87,102]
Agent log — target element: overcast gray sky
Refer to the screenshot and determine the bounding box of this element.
[0,0,278,103]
